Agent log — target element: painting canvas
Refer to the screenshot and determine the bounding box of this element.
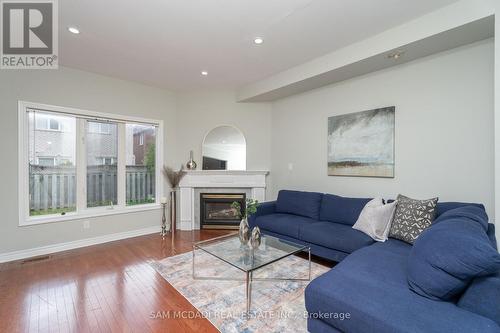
[328,106,395,177]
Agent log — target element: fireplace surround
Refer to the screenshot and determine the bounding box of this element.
[177,170,268,230]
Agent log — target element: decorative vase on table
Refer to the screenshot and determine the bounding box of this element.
[250,226,262,250]
[238,218,250,245]
[186,150,197,170]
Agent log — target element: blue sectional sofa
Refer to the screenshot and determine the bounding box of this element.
[249,190,500,333]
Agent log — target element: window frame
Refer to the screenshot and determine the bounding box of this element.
[18,101,163,226]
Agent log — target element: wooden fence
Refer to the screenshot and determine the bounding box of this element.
[29,165,155,213]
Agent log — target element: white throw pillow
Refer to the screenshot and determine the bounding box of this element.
[352,198,397,242]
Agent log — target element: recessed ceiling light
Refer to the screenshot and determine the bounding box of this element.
[387,50,405,60]
[201,71,208,76]
[68,26,80,34]
[254,37,264,45]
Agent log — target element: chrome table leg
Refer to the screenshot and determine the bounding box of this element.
[246,271,253,313]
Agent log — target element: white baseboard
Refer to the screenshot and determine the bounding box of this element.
[0,226,159,264]
[179,220,194,230]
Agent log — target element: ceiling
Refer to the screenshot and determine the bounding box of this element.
[60,0,459,92]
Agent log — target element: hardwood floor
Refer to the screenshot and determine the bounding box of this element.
[0,230,231,333]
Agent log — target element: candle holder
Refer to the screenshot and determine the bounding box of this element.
[161,200,168,238]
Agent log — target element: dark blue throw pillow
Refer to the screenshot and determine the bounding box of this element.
[275,190,323,220]
[407,211,500,301]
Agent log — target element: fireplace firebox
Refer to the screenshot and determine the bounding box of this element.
[200,193,246,229]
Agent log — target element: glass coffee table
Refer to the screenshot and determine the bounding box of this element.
[192,233,311,313]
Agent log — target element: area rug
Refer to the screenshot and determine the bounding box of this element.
[151,250,330,333]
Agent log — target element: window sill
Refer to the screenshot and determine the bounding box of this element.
[20,204,162,227]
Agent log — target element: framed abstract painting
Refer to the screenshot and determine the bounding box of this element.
[327,106,395,178]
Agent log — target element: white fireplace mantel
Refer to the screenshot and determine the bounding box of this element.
[177,170,269,230]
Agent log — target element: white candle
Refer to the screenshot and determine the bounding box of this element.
[160,197,168,204]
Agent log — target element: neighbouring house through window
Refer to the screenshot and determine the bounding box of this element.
[35,114,63,131]
[19,102,162,225]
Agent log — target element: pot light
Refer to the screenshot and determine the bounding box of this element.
[254,37,264,45]
[68,26,80,34]
[387,50,405,60]
[201,71,208,76]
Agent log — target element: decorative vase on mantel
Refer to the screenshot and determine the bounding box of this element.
[238,217,250,245]
[186,150,197,170]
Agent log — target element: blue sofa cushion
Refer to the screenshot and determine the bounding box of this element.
[408,212,500,301]
[433,205,489,230]
[305,240,500,333]
[300,222,374,254]
[253,213,316,239]
[248,201,276,229]
[275,190,323,219]
[488,223,498,250]
[319,194,371,226]
[436,202,485,218]
[458,271,500,327]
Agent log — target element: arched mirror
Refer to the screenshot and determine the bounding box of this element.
[202,126,246,170]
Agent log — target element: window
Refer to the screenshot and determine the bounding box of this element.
[98,157,115,165]
[35,114,62,131]
[86,121,118,208]
[88,122,111,134]
[126,124,156,206]
[19,101,163,225]
[49,118,60,130]
[28,110,76,217]
[38,157,55,167]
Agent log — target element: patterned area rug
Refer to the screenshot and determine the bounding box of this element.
[151,250,330,333]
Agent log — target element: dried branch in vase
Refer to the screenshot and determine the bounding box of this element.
[162,165,187,189]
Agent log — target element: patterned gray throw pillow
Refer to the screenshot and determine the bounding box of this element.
[389,194,438,244]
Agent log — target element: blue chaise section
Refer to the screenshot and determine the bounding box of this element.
[305,201,500,333]
[305,240,500,333]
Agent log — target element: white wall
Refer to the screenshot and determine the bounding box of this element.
[270,39,495,219]
[0,67,177,254]
[174,89,272,175]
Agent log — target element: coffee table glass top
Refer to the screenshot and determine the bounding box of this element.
[194,233,307,272]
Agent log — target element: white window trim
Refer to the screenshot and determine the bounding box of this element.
[18,100,164,227]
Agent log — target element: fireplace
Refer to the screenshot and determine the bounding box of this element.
[200,193,246,229]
